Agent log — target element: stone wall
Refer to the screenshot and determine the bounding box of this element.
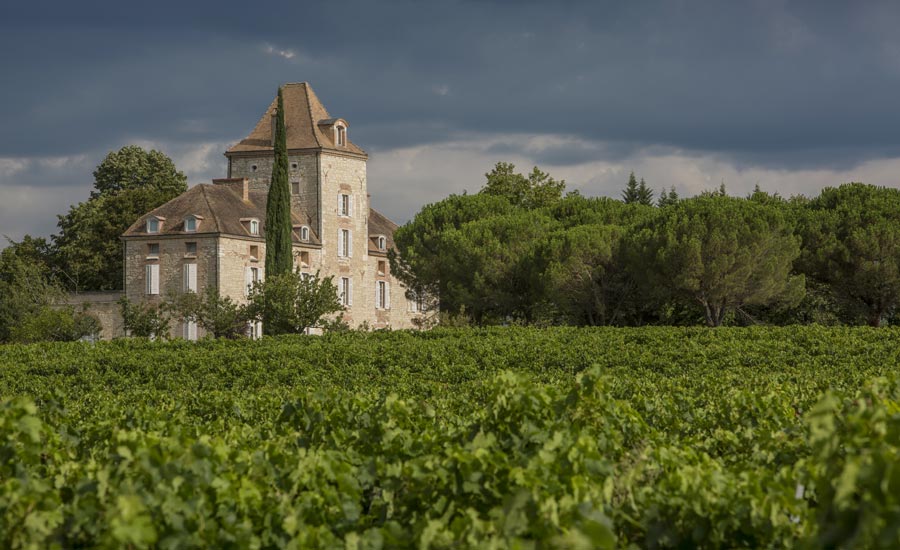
[65,291,125,340]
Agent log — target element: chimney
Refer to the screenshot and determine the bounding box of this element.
[242,178,249,201]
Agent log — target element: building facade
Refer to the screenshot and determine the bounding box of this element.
[120,83,424,338]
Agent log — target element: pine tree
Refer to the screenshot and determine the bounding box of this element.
[622,172,640,203]
[658,186,679,207]
[265,87,293,277]
[637,177,654,206]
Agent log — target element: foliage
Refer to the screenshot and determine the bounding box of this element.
[170,286,251,339]
[799,183,900,326]
[265,87,294,278]
[118,297,171,339]
[247,269,343,335]
[480,161,566,209]
[2,327,900,547]
[632,195,805,326]
[0,252,65,342]
[657,185,679,207]
[8,305,100,343]
[622,172,653,206]
[53,146,187,291]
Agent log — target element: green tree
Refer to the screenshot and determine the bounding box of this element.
[265,87,293,277]
[657,186,679,207]
[622,172,640,204]
[634,195,805,327]
[54,146,187,290]
[637,178,654,206]
[118,297,171,339]
[171,286,251,339]
[247,270,343,335]
[480,162,565,209]
[799,183,900,326]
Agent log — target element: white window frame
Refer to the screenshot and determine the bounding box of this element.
[146,218,159,234]
[339,193,351,217]
[183,320,198,341]
[376,281,390,310]
[249,219,260,235]
[377,235,386,251]
[300,226,310,241]
[340,277,352,307]
[245,266,261,296]
[338,228,352,258]
[146,264,160,295]
[336,125,346,146]
[184,216,197,232]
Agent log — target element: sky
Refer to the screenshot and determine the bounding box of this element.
[3,0,900,243]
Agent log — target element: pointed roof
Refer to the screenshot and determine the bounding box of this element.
[226,82,366,157]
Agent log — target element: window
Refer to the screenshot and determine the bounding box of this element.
[299,251,310,268]
[291,162,298,170]
[336,125,346,146]
[340,277,352,307]
[184,216,197,232]
[185,242,197,257]
[376,280,390,309]
[292,181,300,195]
[300,226,310,241]
[146,264,159,295]
[147,243,160,258]
[251,164,258,172]
[249,219,260,235]
[377,260,386,276]
[408,291,427,313]
[377,236,387,251]
[245,266,261,296]
[249,321,262,340]
[249,245,259,261]
[338,229,351,258]
[339,193,351,216]
[183,320,197,341]
[183,263,197,293]
[147,218,159,233]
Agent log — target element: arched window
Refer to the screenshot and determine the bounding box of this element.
[184,216,197,232]
[249,219,260,235]
[377,236,387,251]
[336,125,346,146]
[300,226,310,241]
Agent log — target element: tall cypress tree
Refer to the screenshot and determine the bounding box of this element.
[265,87,293,277]
[622,172,640,203]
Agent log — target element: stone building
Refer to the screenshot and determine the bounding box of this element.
[119,82,424,339]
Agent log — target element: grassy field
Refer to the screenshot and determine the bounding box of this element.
[1,327,899,548]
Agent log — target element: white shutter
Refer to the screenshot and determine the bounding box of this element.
[338,229,345,257]
[349,194,353,217]
[337,193,342,214]
[146,264,159,295]
[184,321,197,341]
[375,282,381,309]
[348,277,353,307]
[348,230,353,258]
[245,266,252,296]
[184,263,197,292]
[386,282,391,309]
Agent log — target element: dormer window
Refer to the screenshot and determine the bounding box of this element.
[377,236,387,251]
[184,215,199,232]
[249,219,260,235]
[300,226,310,241]
[146,218,161,234]
[336,125,346,146]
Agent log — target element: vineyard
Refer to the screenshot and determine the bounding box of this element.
[1,327,899,548]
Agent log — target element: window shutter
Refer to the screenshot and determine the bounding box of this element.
[337,229,344,257]
[184,321,197,341]
[348,278,353,306]
[337,194,342,214]
[184,263,197,292]
[348,230,353,258]
[146,264,159,295]
[386,282,391,309]
[375,282,380,309]
[245,266,252,296]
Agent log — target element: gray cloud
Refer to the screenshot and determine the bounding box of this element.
[4,0,900,241]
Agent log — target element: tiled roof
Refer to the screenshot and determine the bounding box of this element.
[368,208,399,255]
[121,181,321,245]
[226,82,366,157]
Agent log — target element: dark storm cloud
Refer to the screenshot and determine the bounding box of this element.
[2,0,900,168]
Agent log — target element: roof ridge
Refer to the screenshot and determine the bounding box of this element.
[199,184,223,233]
[301,83,323,148]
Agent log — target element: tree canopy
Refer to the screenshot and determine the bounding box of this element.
[265,87,294,277]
